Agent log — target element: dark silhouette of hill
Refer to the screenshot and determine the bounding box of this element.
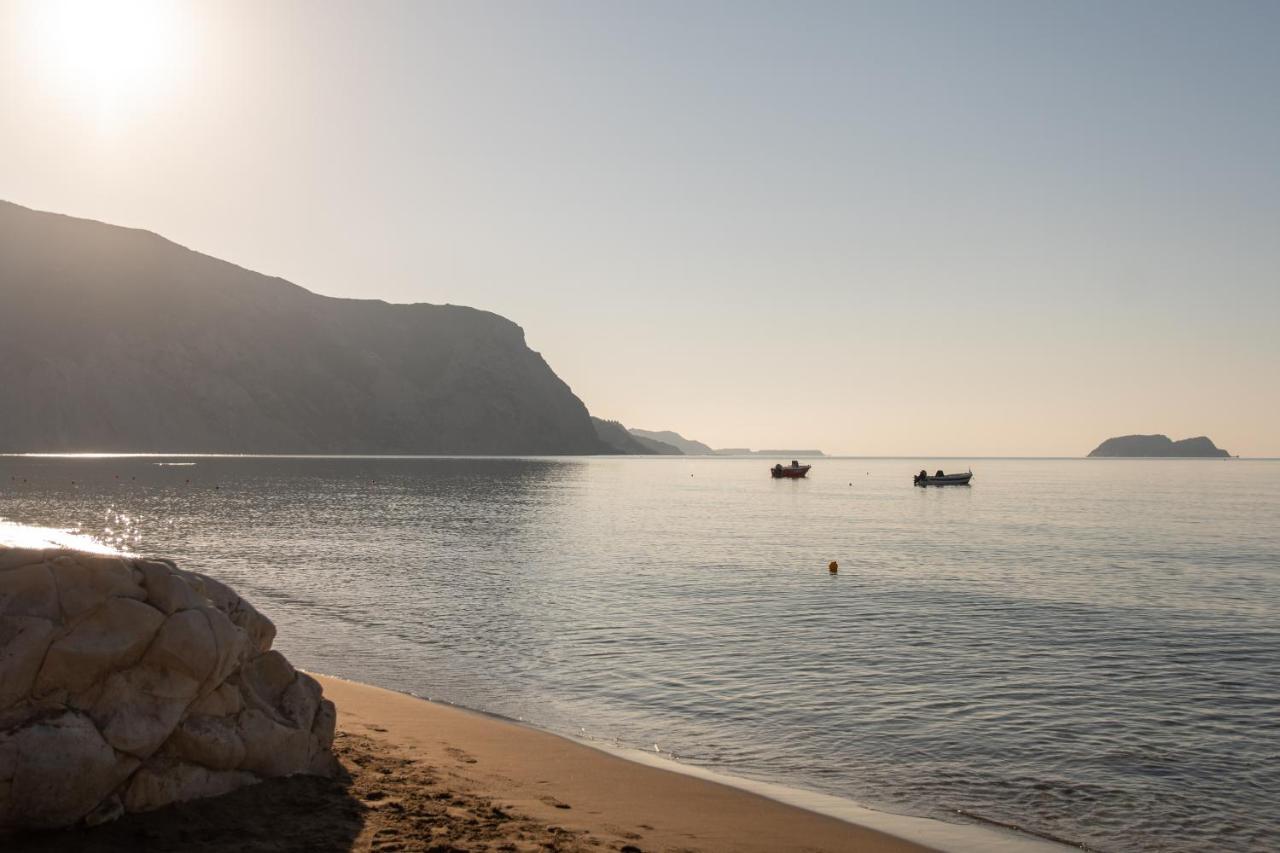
[591,418,682,454]
[0,200,608,454]
[1088,435,1230,458]
[712,448,825,457]
[630,434,683,455]
[628,429,713,455]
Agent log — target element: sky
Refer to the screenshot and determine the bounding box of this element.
[1,0,1277,456]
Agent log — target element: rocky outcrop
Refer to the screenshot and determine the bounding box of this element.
[0,545,335,831]
[1087,435,1231,458]
[0,200,606,454]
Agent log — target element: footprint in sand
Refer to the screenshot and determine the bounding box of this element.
[445,746,478,764]
[540,795,572,809]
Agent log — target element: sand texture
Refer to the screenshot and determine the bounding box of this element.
[6,674,935,852]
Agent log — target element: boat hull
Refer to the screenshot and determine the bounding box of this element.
[914,473,972,486]
[771,466,811,478]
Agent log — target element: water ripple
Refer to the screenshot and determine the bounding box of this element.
[2,456,1278,852]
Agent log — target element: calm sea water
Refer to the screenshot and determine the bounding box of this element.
[2,456,1277,852]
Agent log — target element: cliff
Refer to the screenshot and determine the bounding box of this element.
[1087,435,1231,458]
[0,201,606,454]
[0,541,335,830]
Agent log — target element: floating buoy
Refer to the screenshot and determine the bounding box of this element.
[828,561,838,574]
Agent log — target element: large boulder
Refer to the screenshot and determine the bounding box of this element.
[0,545,335,830]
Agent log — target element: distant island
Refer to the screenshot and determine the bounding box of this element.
[1088,435,1231,458]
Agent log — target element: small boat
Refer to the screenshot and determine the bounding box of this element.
[913,469,972,487]
[771,461,812,478]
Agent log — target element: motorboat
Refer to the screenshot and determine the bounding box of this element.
[771,461,811,479]
[913,469,972,486]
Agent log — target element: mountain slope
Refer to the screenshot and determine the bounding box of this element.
[628,428,713,455]
[591,418,681,454]
[630,434,683,455]
[0,201,606,454]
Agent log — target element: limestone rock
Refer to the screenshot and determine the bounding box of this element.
[0,616,55,711]
[0,545,336,832]
[123,758,257,814]
[0,711,138,830]
[164,715,246,771]
[36,598,165,696]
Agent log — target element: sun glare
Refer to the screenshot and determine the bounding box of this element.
[22,0,189,126]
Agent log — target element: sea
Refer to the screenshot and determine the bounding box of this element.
[2,455,1277,852]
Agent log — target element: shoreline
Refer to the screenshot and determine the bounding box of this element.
[312,673,1071,853]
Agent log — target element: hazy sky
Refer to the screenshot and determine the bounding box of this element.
[2,1,1277,456]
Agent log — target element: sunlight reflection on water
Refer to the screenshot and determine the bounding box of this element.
[0,519,128,554]
[2,456,1277,852]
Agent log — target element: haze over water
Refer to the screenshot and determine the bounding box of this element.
[2,455,1277,852]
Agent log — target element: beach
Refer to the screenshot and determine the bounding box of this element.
[8,673,934,853]
[318,675,939,852]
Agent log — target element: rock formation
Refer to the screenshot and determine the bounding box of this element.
[0,545,335,831]
[1087,435,1231,458]
[0,200,606,455]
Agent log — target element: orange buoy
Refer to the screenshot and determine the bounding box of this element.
[828,561,838,574]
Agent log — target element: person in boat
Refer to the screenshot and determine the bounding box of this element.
[791,460,799,468]
[935,469,944,477]
[773,463,783,475]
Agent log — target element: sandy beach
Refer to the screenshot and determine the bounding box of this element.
[315,675,938,853]
[8,674,939,853]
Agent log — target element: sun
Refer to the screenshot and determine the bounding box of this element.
[21,0,190,126]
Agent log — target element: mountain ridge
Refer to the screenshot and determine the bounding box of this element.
[628,428,713,455]
[0,200,609,454]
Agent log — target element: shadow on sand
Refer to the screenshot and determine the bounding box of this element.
[6,763,363,853]
[5,730,605,852]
